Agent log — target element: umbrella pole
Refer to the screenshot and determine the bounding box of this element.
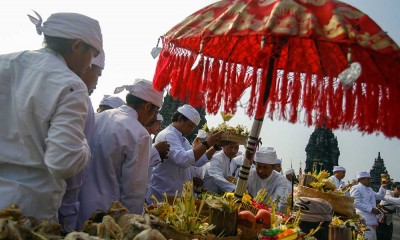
[234,118,264,199]
[234,46,281,200]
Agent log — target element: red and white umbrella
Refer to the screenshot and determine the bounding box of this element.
[153,0,400,197]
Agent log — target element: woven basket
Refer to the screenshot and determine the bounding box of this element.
[220,133,248,145]
[329,226,352,240]
[296,185,354,216]
[237,223,265,240]
[298,174,317,187]
[162,227,242,240]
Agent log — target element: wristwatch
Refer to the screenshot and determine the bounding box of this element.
[201,140,210,149]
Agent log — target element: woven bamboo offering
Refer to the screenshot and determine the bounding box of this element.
[203,112,249,146]
[298,174,317,187]
[329,226,352,240]
[220,132,248,145]
[296,185,355,216]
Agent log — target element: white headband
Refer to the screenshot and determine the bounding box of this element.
[28,11,103,52]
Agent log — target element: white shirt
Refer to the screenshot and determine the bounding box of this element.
[328,175,346,189]
[59,100,95,232]
[379,190,400,225]
[286,178,293,195]
[203,151,236,193]
[247,169,288,212]
[78,106,151,227]
[147,125,208,201]
[0,48,90,221]
[230,155,244,178]
[350,183,386,225]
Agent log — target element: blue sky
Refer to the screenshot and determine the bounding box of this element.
[1,0,399,182]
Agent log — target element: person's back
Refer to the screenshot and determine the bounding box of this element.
[0,49,90,220]
[0,11,102,221]
[78,79,163,228]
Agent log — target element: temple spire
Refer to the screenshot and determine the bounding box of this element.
[370,152,391,191]
[305,126,340,174]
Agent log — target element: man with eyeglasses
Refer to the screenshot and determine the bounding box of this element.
[350,171,386,240]
[147,104,223,202]
[77,79,163,228]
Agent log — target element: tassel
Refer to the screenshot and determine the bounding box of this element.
[246,66,258,117]
[188,55,204,107]
[153,48,172,91]
[289,72,301,123]
[206,59,221,114]
[179,54,195,101]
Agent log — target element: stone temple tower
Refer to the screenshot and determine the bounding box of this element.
[305,126,340,175]
[370,152,391,191]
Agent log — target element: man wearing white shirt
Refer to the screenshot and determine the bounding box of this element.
[77,79,163,228]
[274,158,283,174]
[147,105,223,202]
[376,182,400,240]
[247,147,288,212]
[203,141,240,194]
[59,51,105,233]
[0,12,102,221]
[328,166,346,189]
[284,168,295,195]
[350,171,386,240]
[97,95,125,112]
[146,114,169,196]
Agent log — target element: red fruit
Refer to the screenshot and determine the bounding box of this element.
[238,210,256,228]
[255,209,271,227]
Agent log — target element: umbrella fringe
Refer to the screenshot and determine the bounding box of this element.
[188,55,204,107]
[206,58,221,114]
[153,46,400,138]
[153,48,174,92]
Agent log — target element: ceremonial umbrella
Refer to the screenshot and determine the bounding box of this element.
[152,0,400,198]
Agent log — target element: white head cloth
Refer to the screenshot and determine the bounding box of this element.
[28,11,103,52]
[114,79,164,108]
[177,104,200,125]
[91,50,105,69]
[99,95,125,109]
[196,129,207,139]
[275,158,282,164]
[333,166,346,173]
[255,147,277,164]
[284,168,294,176]
[156,113,163,121]
[356,171,371,179]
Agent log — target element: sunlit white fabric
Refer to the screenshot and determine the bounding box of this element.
[350,183,385,226]
[147,125,208,202]
[78,106,151,228]
[247,169,288,212]
[59,100,95,232]
[203,151,236,193]
[0,48,90,220]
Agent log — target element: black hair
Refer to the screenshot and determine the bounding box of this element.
[98,105,113,111]
[392,182,400,190]
[44,35,92,54]
[126,94,158,111]
[171,111,190,123]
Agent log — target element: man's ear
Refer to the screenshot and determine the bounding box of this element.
[71,39,85,53]
[144,102,152,112]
